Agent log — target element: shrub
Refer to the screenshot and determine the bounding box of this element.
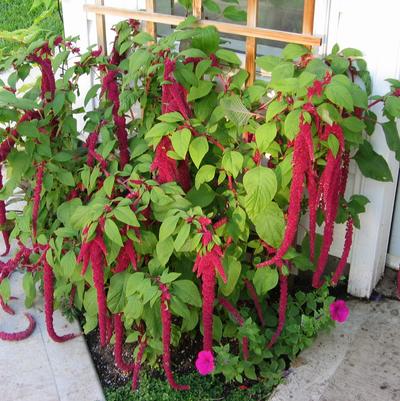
[0,18,399,391]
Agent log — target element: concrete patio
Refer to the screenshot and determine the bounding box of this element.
[0,273,105,401]
[270,272,400,401]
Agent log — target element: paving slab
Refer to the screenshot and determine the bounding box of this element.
[269,299,400,401]
[0,273,105,401]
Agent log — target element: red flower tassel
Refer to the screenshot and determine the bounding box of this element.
[132,336,147,390]
[218,296,249,360]
[0,313,36,341]
[257,124,311,268]
[90,235,108,347]
[0,170,10,256]
[43,259,78,342]
[267,269,288,348]
[244,278,265,326]
[159,283,190,390]
[331,217,353,286]
[113,314,134,372]
[32,161,45,240]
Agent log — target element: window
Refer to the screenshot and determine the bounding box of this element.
[87,0,319,83]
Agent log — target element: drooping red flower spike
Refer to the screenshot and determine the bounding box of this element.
[0,169,10,256]
[43,258,78,342]
[267,266,288,348]
[257,123,311,268]
[331,217,353,286]
[113,313,134,372]
[101,69,130,169]
[0,313,36,341]
[159,283,190,390]
[113,239,137,273]
[218,296,249,360]
[244,278,265,326]
[132,336,147,390]
[32,161,45,240]
[150,136,191,192]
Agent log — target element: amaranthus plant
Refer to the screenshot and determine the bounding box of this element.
[0,17,399,390]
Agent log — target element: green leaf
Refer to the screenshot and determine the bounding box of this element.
[16,121,40,138]
[215,49,241,65]
[105,219,123,246]
[187,80,213,102]
[223,5,247,22]
[113,206,140,227]
[382,120,400,161]
[0,277,11,303]
[192,26,220,54]
[172,280,202,307]
[158,112,185,123]
[327,134,340,157]
[284,109,302,140]
[271,62,294,82]
[265,100,287,122]
[145,122,175,141]
[189,136,209,168]
[127,49,151,76]
[103,175,115,197]
[0,90,36,110]
[195,59,212,79]
[341,116,365,133]
[254,202,285,248]
[219,256,241,296]
[174,223,191,251]
[195,164,216,189]
[126,272,145,296]
[354,140,393,182]
[221,150,243,178]
[384,96,400,118]
[243,166,277,221]
[124,295,143,320]
[107,272,128,313]
[156,237,174,266]
[256,55,281,72]
[132,31,154,44]
[282,44,309,60]
[170,128,191,159]
[203,0,221,13]
[255,122,277,152]
[253,267,279,295]
[23,273,36,308]
[220,94,253,127]
[159,215,180,241]
[317,103,341,125]
[325,83,354,111]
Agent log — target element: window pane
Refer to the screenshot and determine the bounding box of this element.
[257,0,304,33]
[257,0,304,55]
[154,1,187,37]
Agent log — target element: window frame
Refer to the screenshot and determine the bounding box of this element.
[88,0,320,84]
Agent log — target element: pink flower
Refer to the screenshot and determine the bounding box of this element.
[329,300,349,323]
[195,351,215,375]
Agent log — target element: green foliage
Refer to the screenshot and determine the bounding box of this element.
[0,18,399,394]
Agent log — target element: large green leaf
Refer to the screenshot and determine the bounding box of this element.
[254,202,285,248]
[253,267,279,295]
[382,120,400,161]
[221,150,243,178]
[325,83,354,111]
[243,166,277,221]
[220,94,253,127]
[354,140,393,182]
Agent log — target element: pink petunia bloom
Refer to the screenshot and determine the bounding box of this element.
[195,351,215,375]
[329,300,349,323]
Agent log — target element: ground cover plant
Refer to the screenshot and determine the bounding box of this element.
[0,0,63,57]
[0,16,399,394]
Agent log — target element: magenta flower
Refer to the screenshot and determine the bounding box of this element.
[195,351,215,376]
[329,300,349,323]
